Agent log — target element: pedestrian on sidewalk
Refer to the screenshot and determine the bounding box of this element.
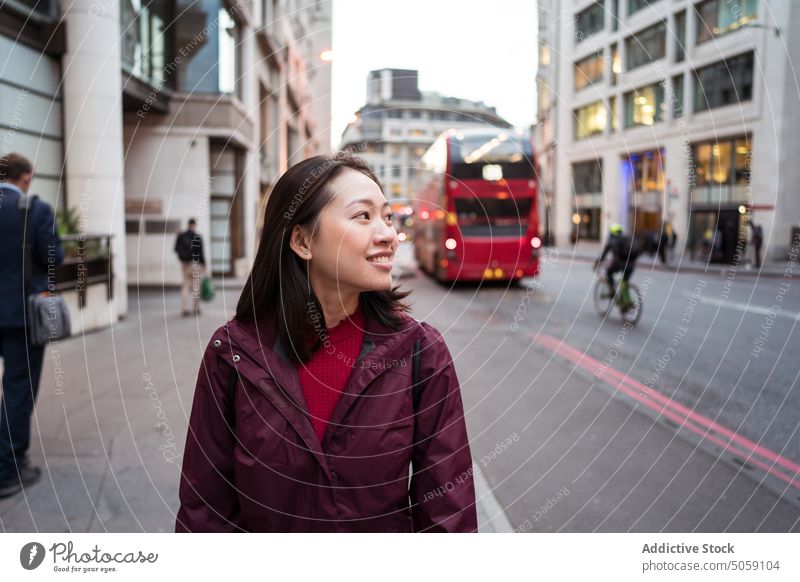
[176,154,477,532]
[174,218,206,316]
[667,222,677,262]
[657,228,669,265]
[0,153,63,499]
[749,220,763,269]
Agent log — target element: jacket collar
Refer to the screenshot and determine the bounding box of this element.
[272,318,378,364]
[0,182,24,196]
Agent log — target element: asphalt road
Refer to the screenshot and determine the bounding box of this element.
[400,244,800,532]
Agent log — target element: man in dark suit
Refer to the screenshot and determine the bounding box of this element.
[0,153,63,499]
[174,218,206,316]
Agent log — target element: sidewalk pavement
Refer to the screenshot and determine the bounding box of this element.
[0,281,511,532]
[558,241,788,278]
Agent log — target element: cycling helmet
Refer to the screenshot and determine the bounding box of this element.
[609,223,623,235]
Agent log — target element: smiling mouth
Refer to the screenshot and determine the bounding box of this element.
[367,256,393,264]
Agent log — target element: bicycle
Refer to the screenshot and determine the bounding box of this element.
[593,271,643,325]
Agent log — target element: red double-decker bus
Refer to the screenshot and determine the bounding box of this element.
[412,128,541,283]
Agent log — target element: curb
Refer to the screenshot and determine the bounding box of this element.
[473,462,514,533]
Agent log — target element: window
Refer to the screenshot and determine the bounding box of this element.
[0,36,64,208]
[609,96,618,130]
[410,110,422,119]
[540,44,551,66]
[453,198,533,237]
[690,137,751,203]
[387,110,402,118]
[576,1,605,42]
[625,21,666,71]
[121,0,171,89]
[571,160,603,241]
[218,6,238,95]
[675,11,686,62]
[209,144,242,274]
[572,160,603,194]
[628,0,651,16]
[611,44,620,85]
[363,143,384,154]
[174,0,240,96]
[671,75,684,118]
[574,101,607,139]
[571,208,602,241]
[693,143,712,187]
[627,149,665,193]
[611,0,618,31]
[538,79,552,111]
[694,52,754,112]
[733,138,751,186]
[624,83,665,127]
[695,0,758,44]
[574,51,604,91]
[449,133,534,180]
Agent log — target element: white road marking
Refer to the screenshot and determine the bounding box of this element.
[688,294,800,321]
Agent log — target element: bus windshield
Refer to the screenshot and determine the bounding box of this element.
[449,133,534,180]
[453,198,532,237]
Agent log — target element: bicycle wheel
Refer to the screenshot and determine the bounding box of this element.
[621,284,643,325]
[593,279,614,317]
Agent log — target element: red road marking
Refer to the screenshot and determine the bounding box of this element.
[533,333,800,492]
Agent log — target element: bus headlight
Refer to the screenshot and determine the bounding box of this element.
[531,236,542,249]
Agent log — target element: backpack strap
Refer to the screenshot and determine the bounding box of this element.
[411,338,423,412]
[226,365,238,434]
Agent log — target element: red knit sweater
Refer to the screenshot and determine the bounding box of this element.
[296,304,365,444]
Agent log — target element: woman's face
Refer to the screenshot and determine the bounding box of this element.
[300,168,398,297]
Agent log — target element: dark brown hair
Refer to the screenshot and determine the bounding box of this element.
[0,153,33,181]
[235,153,412,364]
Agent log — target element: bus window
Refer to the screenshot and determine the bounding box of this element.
[450,134,534,180]
[453,198,533,237]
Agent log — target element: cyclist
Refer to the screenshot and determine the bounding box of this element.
[593,224,641,308]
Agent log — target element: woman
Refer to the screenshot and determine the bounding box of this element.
[176,154,477,532]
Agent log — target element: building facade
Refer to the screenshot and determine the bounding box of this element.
[339,69,511,201]
[536,0,800,263]
[123,0,332,283]
[535,0,561,246]
[0,0,331,329]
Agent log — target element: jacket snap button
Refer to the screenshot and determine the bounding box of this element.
[213,340,221,347]
[232,355,241,363]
